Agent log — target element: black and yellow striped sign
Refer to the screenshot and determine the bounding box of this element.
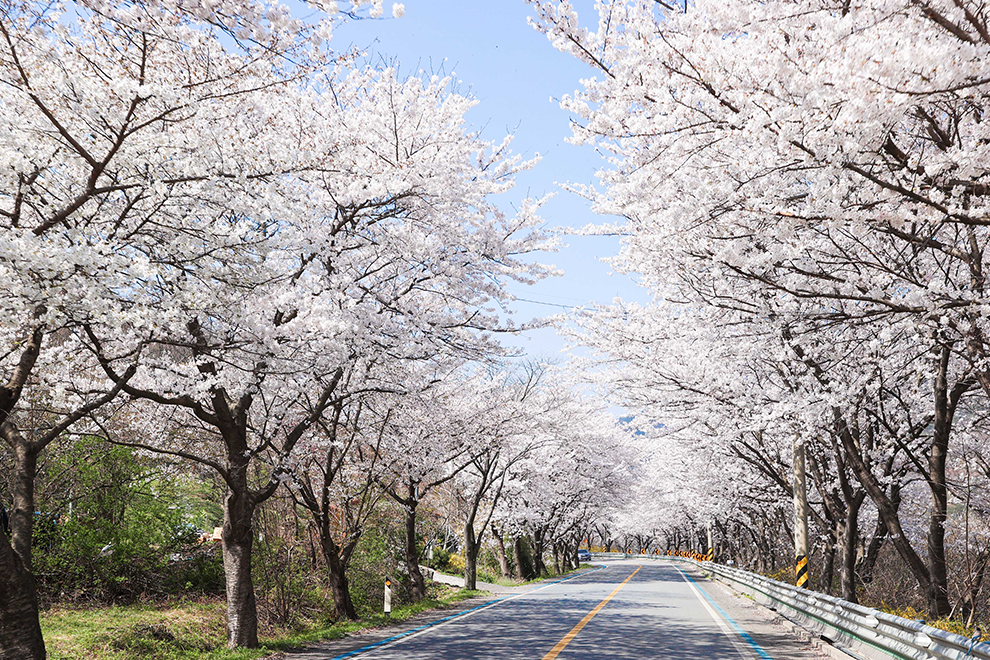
[666,549,709,561]
[795,554,809,588]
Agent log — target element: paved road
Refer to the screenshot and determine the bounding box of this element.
[300,559,827,660]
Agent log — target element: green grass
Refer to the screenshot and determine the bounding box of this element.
[41,587,482,660]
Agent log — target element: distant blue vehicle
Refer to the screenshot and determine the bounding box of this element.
[577,549,591,563]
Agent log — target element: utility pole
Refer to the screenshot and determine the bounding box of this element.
[793,437,810,588]
[706,521,714,562]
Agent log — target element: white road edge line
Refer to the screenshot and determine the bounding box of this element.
[674,565,762,660]
[356,567,602,659]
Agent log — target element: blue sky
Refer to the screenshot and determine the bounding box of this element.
[334,2,647,360]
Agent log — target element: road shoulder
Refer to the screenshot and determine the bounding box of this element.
[280,568,599,660]
[678,563,835,659]
[280,594,501,660]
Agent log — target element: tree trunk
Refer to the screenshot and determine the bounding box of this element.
[513,536,527,580]
[837,414,937,614]
[858,486,897,585]
[0,536,45,660]
[532,529,547,576]
[819,532,835,595]
[464,522,479,591]
[11,443,37,573]
[0,435,46,659]
[0,327,45,659]
[839,494,863,602]
[492,527,511,578]
[403,499,426,602]
[312,509,360,621]
[222,491,259,649]
[926,485,951,615]
[327,551,357,620]
[928,346,956,617]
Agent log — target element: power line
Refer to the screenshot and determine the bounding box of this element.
[512,296,585,311]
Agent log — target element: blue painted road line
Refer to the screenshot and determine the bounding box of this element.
[676,566,774,660]
[328,566,605,660]
[327,598,512,660]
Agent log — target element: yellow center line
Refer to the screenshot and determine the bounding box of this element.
[540,566,642,660]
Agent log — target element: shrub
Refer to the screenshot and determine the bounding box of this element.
[345,505,409,617]
[253,494,331,628]
[32,437,225,603]
[428,547,452,572]
[446,552,466,575]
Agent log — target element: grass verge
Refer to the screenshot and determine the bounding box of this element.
[41,586,483,660]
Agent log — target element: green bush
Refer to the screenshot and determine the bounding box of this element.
[429,547,452,572]
[32,437,225,603]
[346,512,407,617]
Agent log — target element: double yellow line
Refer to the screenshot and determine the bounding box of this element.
[541,567,641,660]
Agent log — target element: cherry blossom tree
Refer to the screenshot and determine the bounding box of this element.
[289,387,391,621]
[85,63,550,643]
[0,0,383,654]
[452,365,560,590]
[375,375,478,602]
[1,0,551,652]
[494,399,631,575]
[530,0,990,617]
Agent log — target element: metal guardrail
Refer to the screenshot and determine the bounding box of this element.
[589,552,990,660]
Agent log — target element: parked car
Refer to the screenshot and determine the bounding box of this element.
[577,549,591,563]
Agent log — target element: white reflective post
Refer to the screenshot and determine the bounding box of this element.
[384,578,392,616]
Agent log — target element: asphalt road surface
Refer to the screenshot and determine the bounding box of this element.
[309,559,826,660]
